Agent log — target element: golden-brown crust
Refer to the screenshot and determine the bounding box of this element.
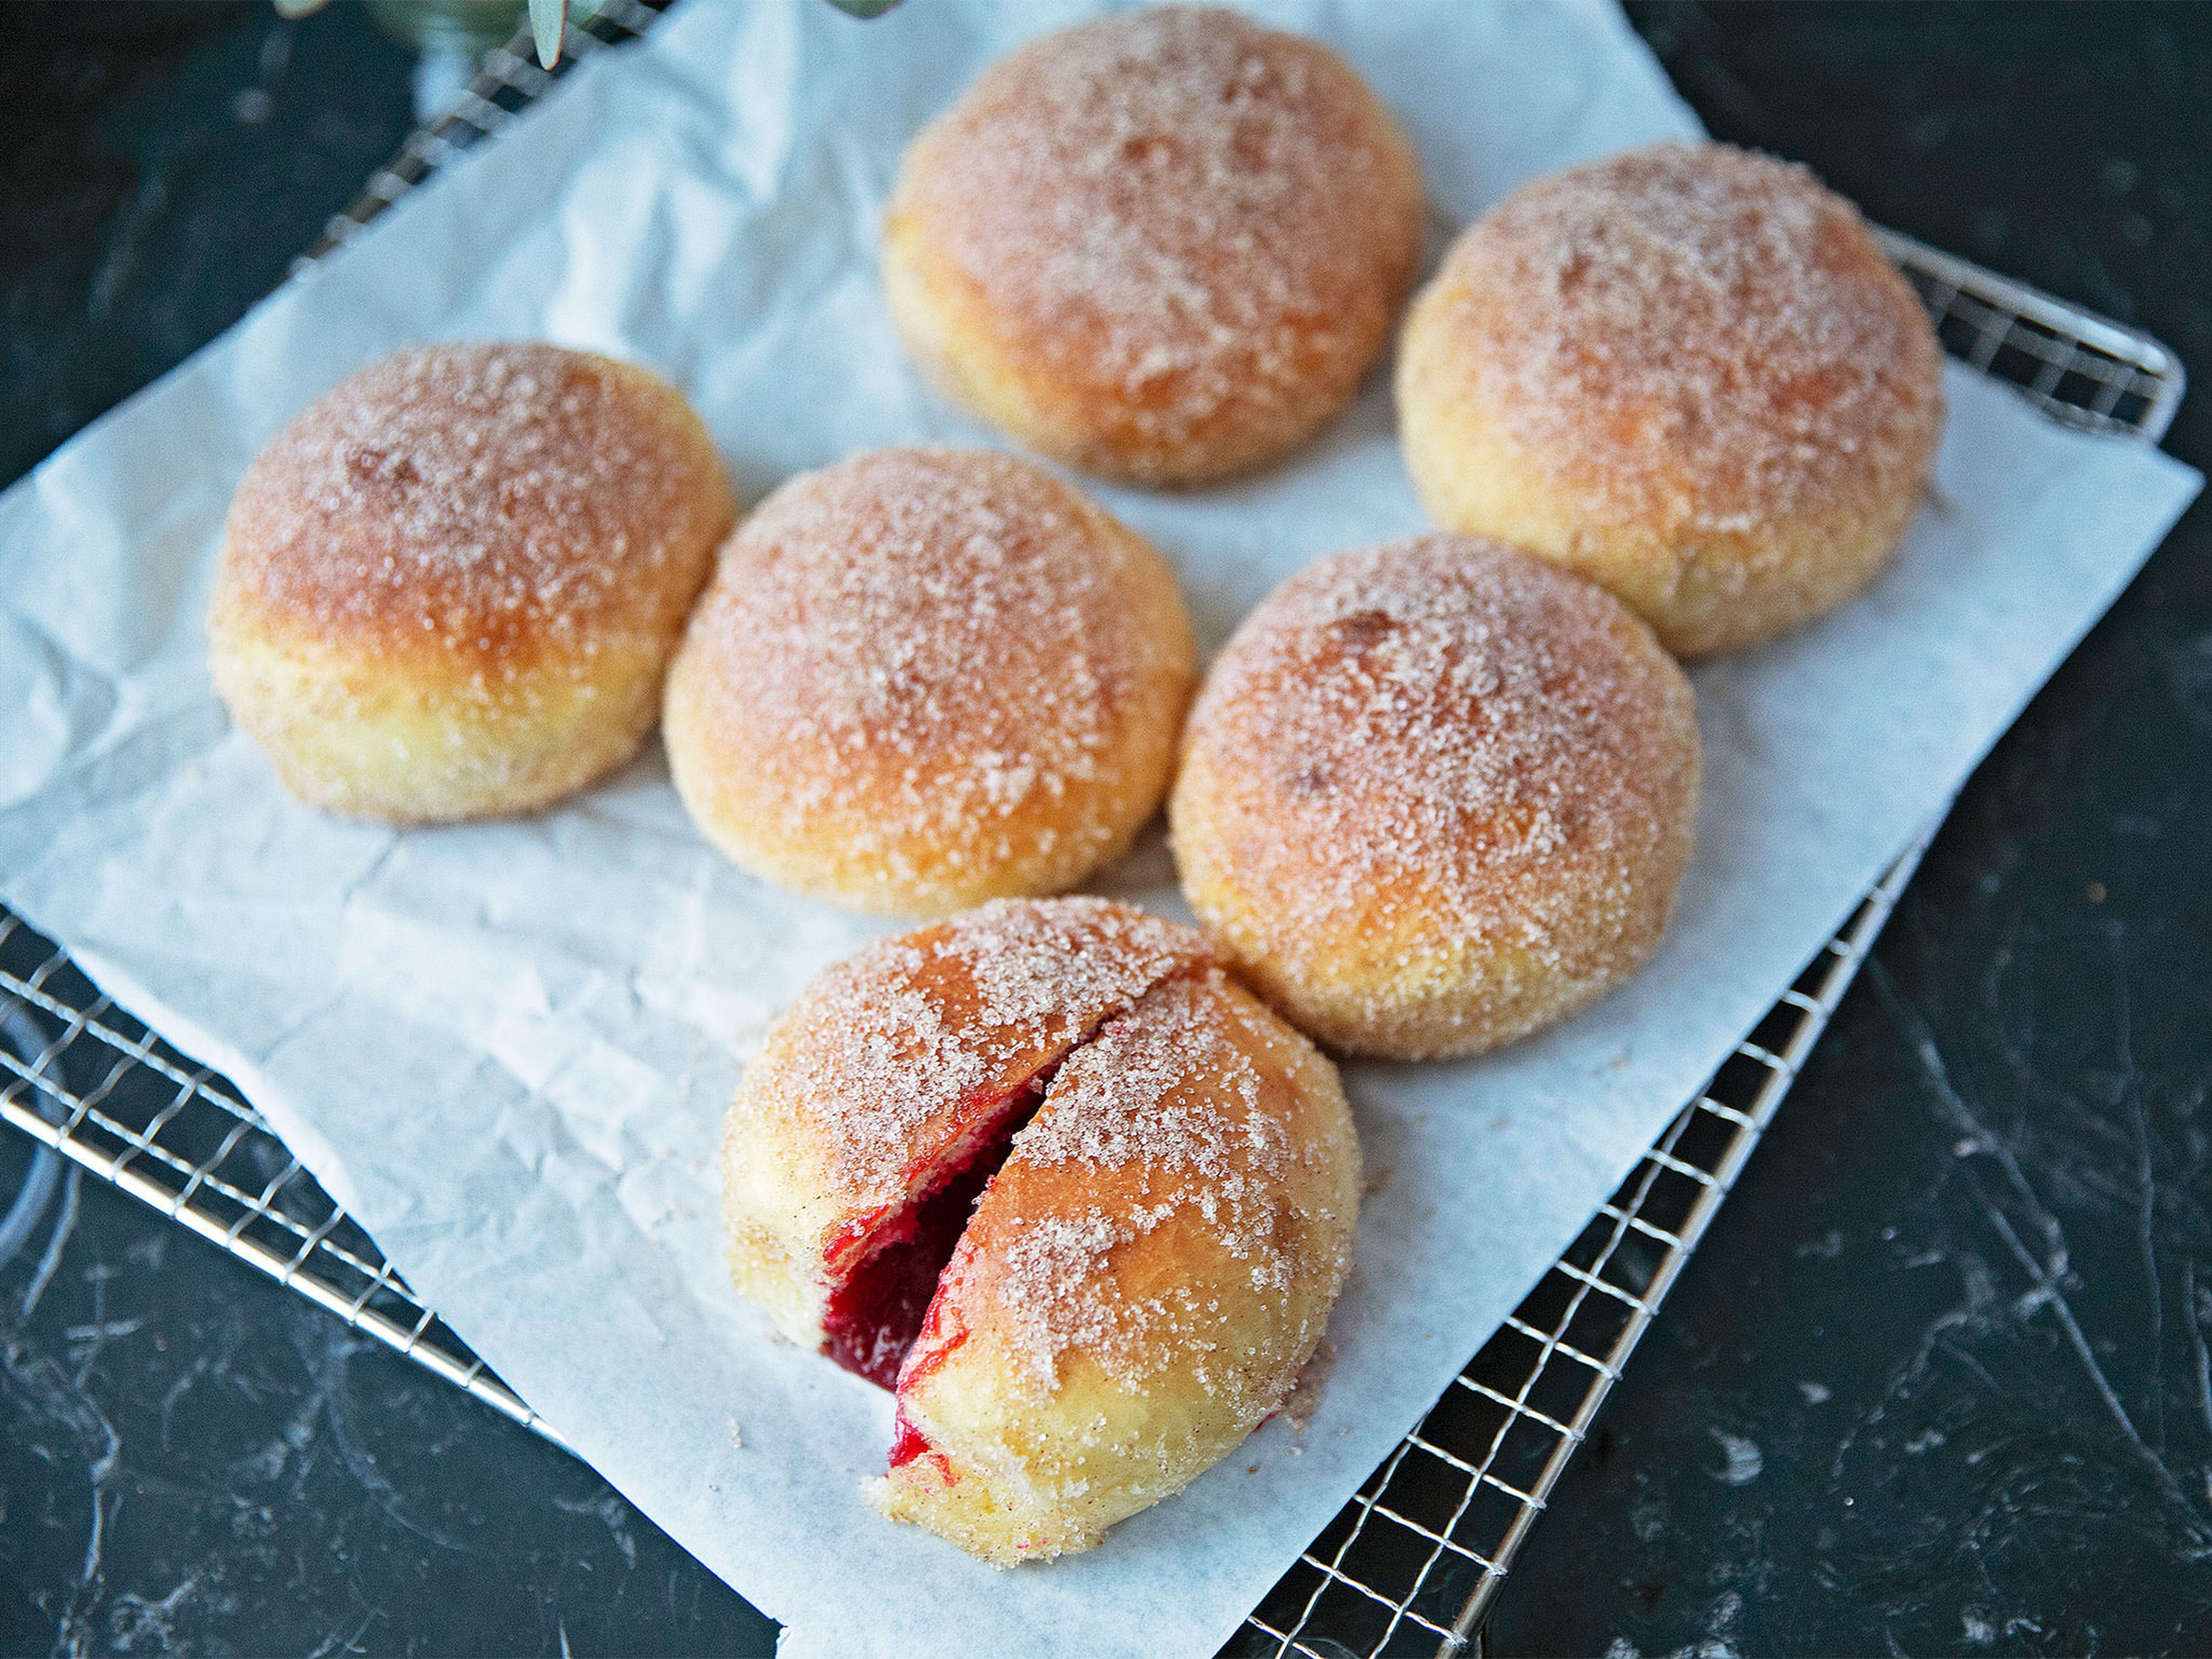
[719,902,1358,1565]
[720,898,1219,1349]
[884,6,1425,486]
[1169,536,1702,1060]
[207,343,734,820]
[1397,141,1944,656]
[663,448,1196,917]
[868,969,1358,1565]
[214,344,731,674]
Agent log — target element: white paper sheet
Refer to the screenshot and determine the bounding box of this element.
[0,3,2199,1654]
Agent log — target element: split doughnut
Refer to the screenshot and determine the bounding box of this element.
[719,897,1360,1565]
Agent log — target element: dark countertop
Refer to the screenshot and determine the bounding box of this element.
[2,5,2207,1655]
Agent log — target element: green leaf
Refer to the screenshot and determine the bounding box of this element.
[824,0,905,18]
[528,0,564,68]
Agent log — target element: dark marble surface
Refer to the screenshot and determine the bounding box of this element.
[1493,9,2212,1657]
[2,5,2207,1656]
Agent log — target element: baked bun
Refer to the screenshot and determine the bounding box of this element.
[1397,141,1944,656]
[207,343,732,822]
[873,967,1357,1564]
[721,897,1217,1372]
[663,448,1196,918]
[720,897,1358,1565]
[1170,536,1701,1060]
[884,6,1425,486]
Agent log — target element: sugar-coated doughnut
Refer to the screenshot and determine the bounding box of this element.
[884,6,1425,487]
[871,967,1357,1564]
[721,897,1359,1565]
[722,897,1219,1373]
[1170,536,1702,1060]
[1397,141,1944,656]
[662,448,1196,918]
[208,343,734,822]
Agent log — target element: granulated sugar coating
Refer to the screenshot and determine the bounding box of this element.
[981,971,1347,1400]
[870,967,1359,1566]
[206,343,732,821]
[885,5,1424,483]
[218,343,730,665]
[724,897,1217,1255]
[664,448,1194,915]
[1398,141,1944,654]
[1438,142,1940,536]
[725,906,1361,1568]
[1170,536,1702,1060]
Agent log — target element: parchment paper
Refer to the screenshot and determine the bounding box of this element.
[0,3,2199,1655]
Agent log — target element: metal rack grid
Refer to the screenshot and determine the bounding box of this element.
[0,9,2188,1657]
[298,0,666,266]
[1236,835,1937,1659]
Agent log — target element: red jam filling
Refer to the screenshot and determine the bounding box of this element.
[887,1404,957,1485]
[887,1408,934,1469]
[819,1080,1045,1389]
[821,1149,1000,1388]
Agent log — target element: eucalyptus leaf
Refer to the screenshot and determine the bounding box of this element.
[824,0,906,18]
[528,0,564,68]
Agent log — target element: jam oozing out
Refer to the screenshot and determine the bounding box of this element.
[821,1152,999,1387]
[887,1408,934,1469]
[820,1082,1043,1389]
[887,1403,957,1485]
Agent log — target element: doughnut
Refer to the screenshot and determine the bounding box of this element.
[884,6,1425,487]
[207,343,734,822]
[720,897,1359,1565]
[1169,536,1702,1060]
[662,448,1196,918]
[720,899,1219,1372]
[1397,141,1944,656]
[871,966,1358,1563]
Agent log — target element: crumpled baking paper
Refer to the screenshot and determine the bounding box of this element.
[0,3,2199,1654]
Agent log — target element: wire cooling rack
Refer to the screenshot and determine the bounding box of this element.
[0,9,2188,1656]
